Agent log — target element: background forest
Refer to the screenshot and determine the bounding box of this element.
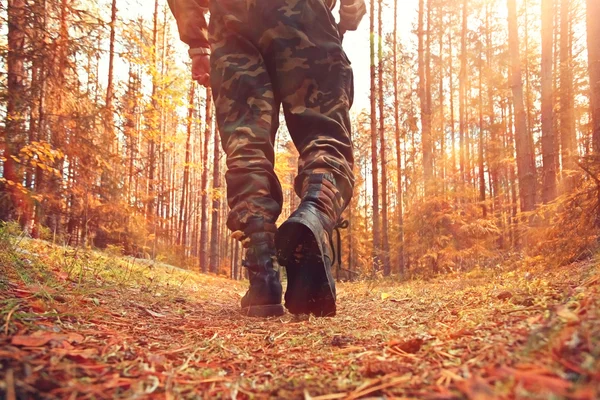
[1,0,599,279]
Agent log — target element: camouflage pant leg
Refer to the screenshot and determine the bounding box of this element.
[208,5,283,233]
[255,0,355,214]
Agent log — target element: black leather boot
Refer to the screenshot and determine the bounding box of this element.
[276,173,343,317]
[240,231,285,317]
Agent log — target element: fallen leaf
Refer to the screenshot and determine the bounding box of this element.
[448,329,474,339]
[331,335,354,347]
[388,338,424,353]
[361,359,410,377]
[556,306,579,323]
[52,347,98,359]
[11,332,54,347]
[389,297,410,303]
[144,308,166,318]
[66,332,85,343]
[497,291,513,300]
[11,331,85,347]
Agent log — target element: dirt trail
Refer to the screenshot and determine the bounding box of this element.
[1,240,599,399]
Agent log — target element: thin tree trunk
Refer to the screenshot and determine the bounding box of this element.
[209,106,221,274]
[438,5,445,194]
[369,0,381,272]
[2,0,27,222]
[587,0,600,153]
[449,23,456,179]
[478,45,487,217]
[419,0,433,188]
[560,0,576,186]
[47,0,69,236]
[378,0,390,275]
[541,0,557,203]
[31,0,48,238]
[486,6,498,212]
[393,0,405,275]
[148,0,159,221]
[179,84,195,246]
[459,0,468,183]
[507,0,537,212]
[200,89,213,273]
[106,0,117,117]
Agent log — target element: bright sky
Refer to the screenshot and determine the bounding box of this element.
[342,0,419,112]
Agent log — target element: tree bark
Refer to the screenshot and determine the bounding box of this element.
[2,0,27,222]
[448,23,456,178]
[148,0,159,221]
[478,44,487,217]
[369,0,381,272]
[507,0,537,212]
[179,84,195,247]
[588,0,600,154]
[393,0,405,275]
[378,0,390,275]
[106,0,117,115]
[560,0,576,185]
[200,88,213,273]
[459,0,467,183]
[541,0,557,203]
[419,0,433,188]
[209,106,221,274]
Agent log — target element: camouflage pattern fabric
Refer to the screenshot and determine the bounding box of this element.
[207,0,355,233]
[167,0,210,50]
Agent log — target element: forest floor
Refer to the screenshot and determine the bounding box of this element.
[1,235,600,399]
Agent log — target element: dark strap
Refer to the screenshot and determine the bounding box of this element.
[331,219,349,279]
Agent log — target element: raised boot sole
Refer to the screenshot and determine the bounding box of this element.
[242,304,285,317]
[277,220,336,317]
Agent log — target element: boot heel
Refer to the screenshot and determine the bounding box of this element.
[242,304,285,317]
[276,217,336,317]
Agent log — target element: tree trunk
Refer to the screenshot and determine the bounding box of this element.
[378,0,390,275]
[179,84,195,246]
[449,23,456,179]
[393,0,405,275]
[369,0,381,272]
[200,88,213,273]
[31,0,48,238]
[459,0,468,183]
[106,0,117,116]
[2,0,27,222]
[541,0,557,203]
[587,0,600,153]
[478,44,487,217]
[148,0,159,221]
[419,0,433,188]
[438,5,445,194]
[209,106,221,274]
[560,0,576,185]
[507,0,537,212]
[47,0,69,236]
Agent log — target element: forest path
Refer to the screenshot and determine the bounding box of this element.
[1,238,599,399]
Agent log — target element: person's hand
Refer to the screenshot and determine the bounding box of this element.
[192,54,210,87]
[339,0,366,33]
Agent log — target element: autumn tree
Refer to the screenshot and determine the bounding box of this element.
[588,0,600,153]
[507,0,537,212]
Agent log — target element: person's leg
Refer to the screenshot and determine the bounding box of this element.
[209,1,284,316]
[209,1,284,235]
[254,0,355,316]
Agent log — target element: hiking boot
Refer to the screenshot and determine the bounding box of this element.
[276,173,342,317]
[240,231,285,317]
